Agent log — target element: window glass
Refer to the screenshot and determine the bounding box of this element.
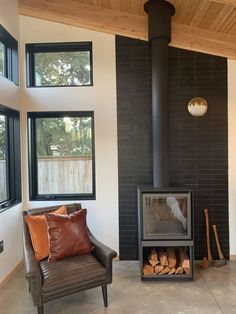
[0,25,18,84]
[33,115,94,196]
[0,42,5,76]
[26,42,92,87]
[34,51,91,86]
[0,114,8,203]
[0,106,21,211]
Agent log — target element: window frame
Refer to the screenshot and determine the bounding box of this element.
[0,105,21,212]
[0,24,18,85]
[28,111,96,201]
[26,42,93,88]
[0,42,6,76]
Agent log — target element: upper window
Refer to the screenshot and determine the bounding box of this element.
[0,25,18,84]
[28,111,95,200]
[0,105,21,212]
[26,42,93,87]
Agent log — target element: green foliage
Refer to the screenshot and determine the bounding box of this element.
[0,42,4,76]
[0,115,6,159]
[35,51,91,86]
[36,117,92,157]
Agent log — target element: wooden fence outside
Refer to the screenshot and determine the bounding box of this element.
[0,159,7,202]
[37,156,93,194]
[0,157,93,198]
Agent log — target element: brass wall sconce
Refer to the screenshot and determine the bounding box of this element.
[187,97,208,117]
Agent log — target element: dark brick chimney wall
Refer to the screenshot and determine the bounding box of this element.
[116,35,228,260]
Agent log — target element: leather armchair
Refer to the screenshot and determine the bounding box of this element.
[22,203,117,314]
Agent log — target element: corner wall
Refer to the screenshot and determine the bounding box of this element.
[19,16,119,254]
[228,59,236,258]
[0,0,23,284]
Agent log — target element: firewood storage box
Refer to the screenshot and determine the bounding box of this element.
[138,186,194,281]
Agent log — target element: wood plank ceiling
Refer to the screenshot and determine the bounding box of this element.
[19,0,236,59]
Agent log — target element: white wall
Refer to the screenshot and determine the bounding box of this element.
[228,59,236,258]
[0,204,23,282]
[0,0,23,284]
[20,16,119,253]
[0,0,19,39]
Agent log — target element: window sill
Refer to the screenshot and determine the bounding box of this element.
[29,195,95,201]
[0,200,22,213]
[26,84,93,88]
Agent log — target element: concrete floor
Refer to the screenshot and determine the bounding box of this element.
[0,261,236,314]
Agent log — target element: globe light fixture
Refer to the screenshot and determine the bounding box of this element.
[187,97,208,117]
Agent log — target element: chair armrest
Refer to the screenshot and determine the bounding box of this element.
[22,213,42,306]
[23,241,41,282]
[88,230,117,283]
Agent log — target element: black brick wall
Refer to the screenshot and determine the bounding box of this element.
[116,36,228,260]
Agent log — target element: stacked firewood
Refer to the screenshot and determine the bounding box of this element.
[143,247,190,276]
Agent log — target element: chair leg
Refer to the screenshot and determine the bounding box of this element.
[37,305,44,314]
[102,285,108,307]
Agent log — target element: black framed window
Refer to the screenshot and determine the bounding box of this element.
[0,25,18,85]
[26,42,93,87]
[0,105,21,212]
[28,111,95,201]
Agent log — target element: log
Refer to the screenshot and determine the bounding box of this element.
[159,266,170,275]
[143,262,154,276]
[157,249,168,266]
[184,267,191,275]
[175,266,184,274]
[177,197,187,218]
[177,248,190,273]
[166,247,177,268]
[148,248,159,267]
[168,267,176,275]
[154,265,164,274]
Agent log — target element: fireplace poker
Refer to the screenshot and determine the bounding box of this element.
[212,224,227,267]
[203,208,213,269]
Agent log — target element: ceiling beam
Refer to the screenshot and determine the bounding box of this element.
[210,0,236,5]
[19,0,148,40]
[172,22,236,60]
[19,0,236,60]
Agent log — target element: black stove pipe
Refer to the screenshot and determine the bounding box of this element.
[144,0,175,188]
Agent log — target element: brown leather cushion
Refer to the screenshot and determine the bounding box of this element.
[39,254,107,302]
[25,206,67,262]
[46,208,92,263]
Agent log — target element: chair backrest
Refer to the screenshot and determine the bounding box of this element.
[26,203,81,216]
[22,203,82,258]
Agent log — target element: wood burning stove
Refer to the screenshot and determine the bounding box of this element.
[141,189,192,240]
[138,186,194,280]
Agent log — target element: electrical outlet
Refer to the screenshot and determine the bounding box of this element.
[0,240,3,254]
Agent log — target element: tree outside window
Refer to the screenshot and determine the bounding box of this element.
[36,117,92,157]
[35,51,91,86]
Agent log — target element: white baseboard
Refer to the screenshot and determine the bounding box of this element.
[0,260,23,290]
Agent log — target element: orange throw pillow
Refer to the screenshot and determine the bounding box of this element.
[25,206,67,262]
[46,208,92,263]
